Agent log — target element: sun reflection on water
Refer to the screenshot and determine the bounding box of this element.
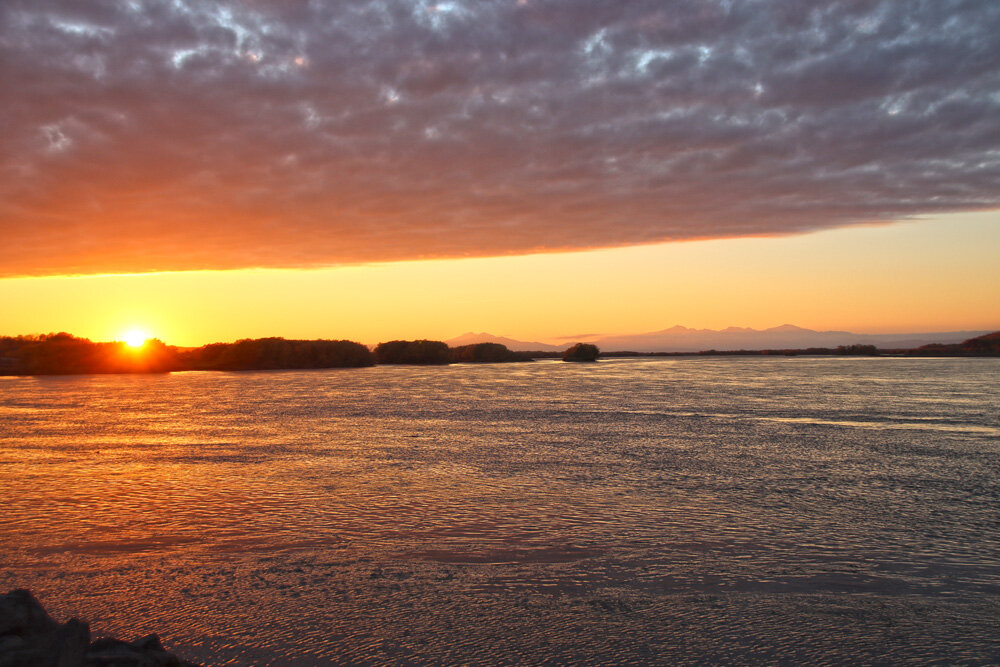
[1,358,999,664]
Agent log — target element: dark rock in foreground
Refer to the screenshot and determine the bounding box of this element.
[86,633,198,667]
[562,343,599,362]
[0,589,199,667]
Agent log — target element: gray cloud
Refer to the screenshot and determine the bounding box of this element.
[1,0,998,276]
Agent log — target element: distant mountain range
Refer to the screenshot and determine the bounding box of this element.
[447,326,995,354]
[446,332,564,352]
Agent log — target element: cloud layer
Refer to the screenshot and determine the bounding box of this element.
[2,0,999,276]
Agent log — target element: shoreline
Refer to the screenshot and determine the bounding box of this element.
[1,331,997,377]
[2,349,999,378]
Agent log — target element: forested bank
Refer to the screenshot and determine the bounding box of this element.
[0,335,537,375]
[2,330,996,376]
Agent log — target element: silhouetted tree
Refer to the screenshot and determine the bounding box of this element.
[562,343,599,362]
[836,344,879,356]
[908,331,1000,356]
[449,342,530,363]
[186,338,374,370]
[0,333,180,375]
[959,331,1000,354]
[374,340,450,365]
[0,335,374,375]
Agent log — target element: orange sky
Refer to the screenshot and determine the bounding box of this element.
[2,211,997,346]
[5,2,1000,342]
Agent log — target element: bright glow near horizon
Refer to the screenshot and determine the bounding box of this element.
[121,330,149,348]
[1,211,997,347]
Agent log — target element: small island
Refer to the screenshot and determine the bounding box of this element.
[562,343,600,362]
[374,340,451,365]
[450,342,533,363]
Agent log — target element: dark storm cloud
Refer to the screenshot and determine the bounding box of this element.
[1,0,998,276]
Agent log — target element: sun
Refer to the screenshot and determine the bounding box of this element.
[121,329,149,348]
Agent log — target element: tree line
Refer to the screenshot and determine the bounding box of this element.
[5,329,994,376]
[0,335,547,376]
[0,334,377,375]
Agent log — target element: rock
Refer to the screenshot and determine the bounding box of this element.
[60,620,92,667]
[0,589,58,636]
[0,590,199,667]
[0,589,89,667]
[85,633,198,667]
[129,635,164,653]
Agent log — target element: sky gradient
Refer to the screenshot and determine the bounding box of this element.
[1,1,998,343]
[2,211,997,346]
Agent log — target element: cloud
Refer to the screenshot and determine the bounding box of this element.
[1,0,998,277]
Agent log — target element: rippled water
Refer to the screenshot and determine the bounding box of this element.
[1,358,999,665]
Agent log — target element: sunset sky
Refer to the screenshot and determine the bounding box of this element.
[2,1,998,345]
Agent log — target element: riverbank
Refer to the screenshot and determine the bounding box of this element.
[1,330,997,376]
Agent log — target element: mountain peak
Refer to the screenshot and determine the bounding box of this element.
[445,332,562,352]
[765,324,813,333]
[654,325,693,334]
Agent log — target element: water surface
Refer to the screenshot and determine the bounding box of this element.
[2,358,999,664]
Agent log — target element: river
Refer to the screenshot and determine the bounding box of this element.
[1,357,998,664]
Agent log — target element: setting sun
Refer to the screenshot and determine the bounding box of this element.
[122,330,149,348]
[2,2,999,665]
